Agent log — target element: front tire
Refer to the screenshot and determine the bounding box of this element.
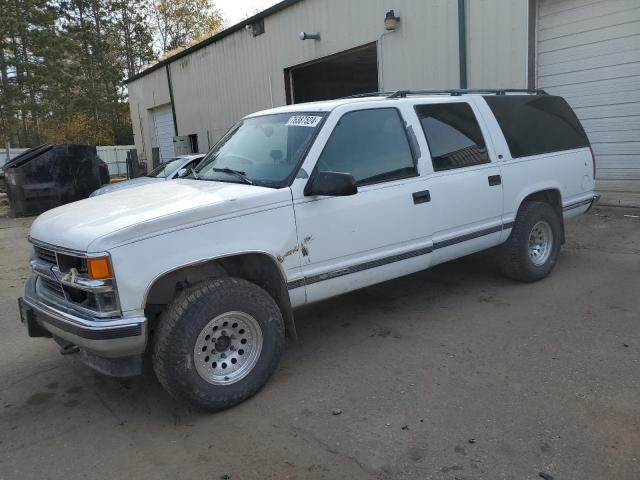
[497,201,562,282]
[153,277,285,411]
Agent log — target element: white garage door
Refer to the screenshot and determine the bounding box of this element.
[537,0,640,206]
[151,104,176,164]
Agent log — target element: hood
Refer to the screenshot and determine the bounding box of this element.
[90,176,162,196]
[30,179,290,252]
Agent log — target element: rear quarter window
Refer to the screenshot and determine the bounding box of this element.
[483,95,590,158]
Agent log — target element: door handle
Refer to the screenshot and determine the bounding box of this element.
[412,190,431,204]
[488,175,502,186]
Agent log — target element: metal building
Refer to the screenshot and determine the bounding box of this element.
[126,0,640,206]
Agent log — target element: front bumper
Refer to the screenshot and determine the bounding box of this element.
[21,274,147,358]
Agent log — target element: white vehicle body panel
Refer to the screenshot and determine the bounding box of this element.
[30,180,293,253]
[24,93,596,361]
[110,193,300,312]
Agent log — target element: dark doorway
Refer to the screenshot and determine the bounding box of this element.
[285,43,378,104]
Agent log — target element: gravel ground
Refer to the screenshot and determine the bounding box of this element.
[0,206,638,480]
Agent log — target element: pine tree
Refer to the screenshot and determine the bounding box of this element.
[0,0,224,147]
[153,0,223,56]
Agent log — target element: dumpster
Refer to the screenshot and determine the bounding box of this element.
[3,144,106,217]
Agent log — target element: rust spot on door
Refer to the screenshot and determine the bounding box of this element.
[301,235,314,256]
[277,245,299,263]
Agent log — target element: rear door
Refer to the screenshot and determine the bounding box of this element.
[413,99,504,265]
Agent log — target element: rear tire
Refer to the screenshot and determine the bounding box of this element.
[497,201,562,282]
[153,277,285,411]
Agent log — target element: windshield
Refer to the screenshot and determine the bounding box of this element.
[194,112,325,187]
[148,158,184,178]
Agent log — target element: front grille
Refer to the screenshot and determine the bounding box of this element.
[39,276,65,297]
[34,244,87,274]
[34,246,57,264]
[31,242,120,317]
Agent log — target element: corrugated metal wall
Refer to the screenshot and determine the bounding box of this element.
[170,0,459,148]
[127,68,172,167]
[128,0,529,166]
[467,0,529,88]
[537,0,640,207]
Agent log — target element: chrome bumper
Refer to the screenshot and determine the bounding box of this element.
[21,274,147,358]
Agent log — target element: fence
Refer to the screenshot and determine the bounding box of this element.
[95,145,134,176]
[0,148,28,164]
[1,145,134,177]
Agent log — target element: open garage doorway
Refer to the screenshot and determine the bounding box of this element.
[285,43,378,104]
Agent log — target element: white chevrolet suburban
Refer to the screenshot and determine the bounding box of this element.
[19,89,598,410]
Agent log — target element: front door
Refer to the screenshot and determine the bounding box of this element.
[290,105,433,304]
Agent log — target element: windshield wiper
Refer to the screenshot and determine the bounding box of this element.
[210,167,253,185]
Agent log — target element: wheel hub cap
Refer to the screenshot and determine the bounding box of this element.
[214,335,231,352]
[528,220,553,266]
[193,311,263,385]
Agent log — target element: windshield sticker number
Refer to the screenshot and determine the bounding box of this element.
[286,115,322,127]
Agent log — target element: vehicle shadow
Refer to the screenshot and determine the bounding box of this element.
[292,249,506,336]
[2,249,509,433]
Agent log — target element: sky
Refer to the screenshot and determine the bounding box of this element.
[216,0,282,26]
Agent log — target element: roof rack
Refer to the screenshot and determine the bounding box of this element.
[343,91,397,99]
[387,88,548,98]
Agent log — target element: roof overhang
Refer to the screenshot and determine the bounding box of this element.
[125,0,306,83]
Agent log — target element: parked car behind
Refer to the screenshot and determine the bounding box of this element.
[90,154,204,196]
[19,90,598,410]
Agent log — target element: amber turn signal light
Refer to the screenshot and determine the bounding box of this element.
[87,256,113,279]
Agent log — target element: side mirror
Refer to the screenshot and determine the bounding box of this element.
[177,168,188,178]
[304,171,358,197]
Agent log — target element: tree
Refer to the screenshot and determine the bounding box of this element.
[59,0,126,143]
[0,0,59,146]
[0,0,223,148]
[111,0,155,80]
[153,0,223,55]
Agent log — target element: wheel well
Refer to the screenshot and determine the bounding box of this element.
[519,189,565,243]
[145,253,297,340]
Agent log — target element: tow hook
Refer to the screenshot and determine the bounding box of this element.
[60,344,80,355]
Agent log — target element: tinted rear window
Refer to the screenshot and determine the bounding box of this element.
[415,103,489,171]
[483,95,589,158]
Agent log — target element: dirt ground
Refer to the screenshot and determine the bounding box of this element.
[0,206,638,480]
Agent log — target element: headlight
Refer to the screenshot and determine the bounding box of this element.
[88,290,119,312]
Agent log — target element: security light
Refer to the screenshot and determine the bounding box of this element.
[299,32,320,41]
[384,10,400,31]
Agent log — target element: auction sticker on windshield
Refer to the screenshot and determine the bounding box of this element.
[286,115,322,127]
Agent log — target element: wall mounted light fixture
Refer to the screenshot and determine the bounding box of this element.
[384,10,400,31]
[299,32,321,41]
